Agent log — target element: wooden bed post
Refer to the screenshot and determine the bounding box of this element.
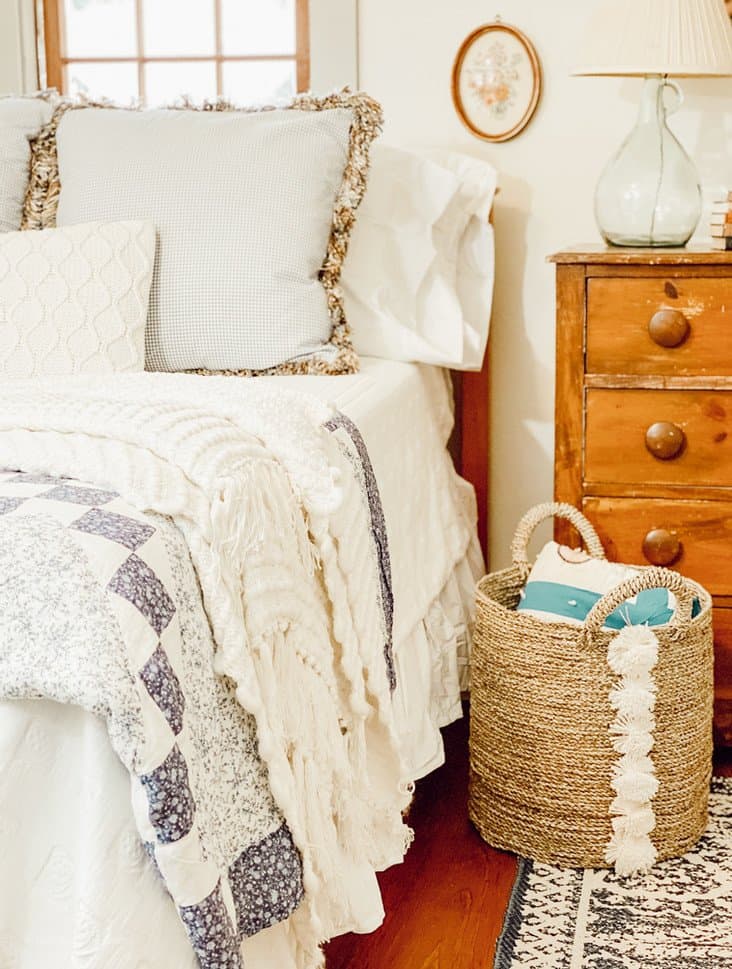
[451,204,493,565]
[463,355,490,563]
[453,352,490,565]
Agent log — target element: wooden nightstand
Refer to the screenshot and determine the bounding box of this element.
[550,245,732,746]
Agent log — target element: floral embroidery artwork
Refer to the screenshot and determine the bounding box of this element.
[467,40,522,117]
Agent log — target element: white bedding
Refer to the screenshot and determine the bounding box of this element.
[0,359,482,969]
[277,357,481,776]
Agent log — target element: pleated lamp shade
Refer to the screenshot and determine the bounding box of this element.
[573,0,732,76]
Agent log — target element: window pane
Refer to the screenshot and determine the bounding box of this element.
[222,60,296,104]
[221,0,296,56]
[143,0,216,56]
[63,0,136,58]
[145,61,217,106]
[66,61,139,104]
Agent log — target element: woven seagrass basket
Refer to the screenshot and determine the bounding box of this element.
[469,502,714,869]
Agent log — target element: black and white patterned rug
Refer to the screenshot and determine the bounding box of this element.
[495,777,732,968]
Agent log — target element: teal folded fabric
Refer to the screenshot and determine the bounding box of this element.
[518,580,700,629]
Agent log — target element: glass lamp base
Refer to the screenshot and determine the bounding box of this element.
[602,230,693,248]
[595,77,701,249]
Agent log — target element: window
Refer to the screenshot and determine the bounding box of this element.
[40,0,310,106]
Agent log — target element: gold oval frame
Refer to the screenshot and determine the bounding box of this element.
[452,22,542,143]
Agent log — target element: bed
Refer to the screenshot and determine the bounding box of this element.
[0,91,494,969]
[0,358,487,969]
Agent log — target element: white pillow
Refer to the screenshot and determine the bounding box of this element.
[51,97,378,375]
[0,220,156,377]
[341,145,496,370]
[0,96,54,233]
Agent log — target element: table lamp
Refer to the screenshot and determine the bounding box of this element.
[573,0,732,247]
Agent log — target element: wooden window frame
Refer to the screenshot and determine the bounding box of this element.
[41,0,310,100]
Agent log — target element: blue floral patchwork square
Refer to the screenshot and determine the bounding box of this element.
[73,508,155,551]
[228,824,303,937]
[108,554,175,635]
[140,644,185,735]
[139,744,195,844]
[44,484,118,506]
[179,881,242,969]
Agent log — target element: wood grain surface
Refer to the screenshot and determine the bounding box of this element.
[550,246,732,266]
[553,264,586,548]
[585,388,732,489]
[583,496,732,596]
[587,276,732,377]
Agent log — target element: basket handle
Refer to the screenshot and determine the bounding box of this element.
[583,566,695,637]
[510,502,606,569]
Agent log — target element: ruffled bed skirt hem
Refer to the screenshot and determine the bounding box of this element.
[391,531,484,782]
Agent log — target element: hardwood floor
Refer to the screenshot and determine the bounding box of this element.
[324,712,517,969]
[325,712,732,969]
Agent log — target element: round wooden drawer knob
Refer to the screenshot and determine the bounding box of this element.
[642,528,682,567]
[648,309,690,348]
[645,421,685,460]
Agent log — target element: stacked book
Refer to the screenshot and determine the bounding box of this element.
[711,191,732,250]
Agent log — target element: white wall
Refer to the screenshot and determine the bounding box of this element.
[358,0,732,567]
[0,0,37,94]
[310,0,358,91]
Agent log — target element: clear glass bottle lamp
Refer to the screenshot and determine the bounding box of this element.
[573,0,732,248]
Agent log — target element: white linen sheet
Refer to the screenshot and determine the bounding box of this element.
[0,358,483,969]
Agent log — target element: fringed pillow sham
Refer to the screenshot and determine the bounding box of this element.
[22,92,383,376]
[0,93,55,233]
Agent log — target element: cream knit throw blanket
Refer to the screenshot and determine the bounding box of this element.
[0,372,412,963]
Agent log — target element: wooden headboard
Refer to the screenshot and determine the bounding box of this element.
[451,357,490,564]
[450,203,493,564]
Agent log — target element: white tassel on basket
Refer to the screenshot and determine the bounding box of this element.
[605,624,660,876]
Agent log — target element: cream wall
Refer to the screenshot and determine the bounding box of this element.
[0,0,37,94]
[358,0,732,567]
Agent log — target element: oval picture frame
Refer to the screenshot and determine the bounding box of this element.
[452,22,542,143]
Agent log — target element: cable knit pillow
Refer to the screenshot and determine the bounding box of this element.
[0,96,54,233]
[0,220,156,377]
[23,93,382,376]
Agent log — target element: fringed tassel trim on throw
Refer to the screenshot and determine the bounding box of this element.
[605,624,659,876]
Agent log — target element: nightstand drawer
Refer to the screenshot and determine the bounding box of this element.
[583,496,732,596]
[586,276,732,376]
[585,388,732,487]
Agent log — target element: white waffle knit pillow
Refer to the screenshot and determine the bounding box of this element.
[0,220,156,377]
[0,96,54,233]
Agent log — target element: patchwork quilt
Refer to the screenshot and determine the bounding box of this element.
[0,372,409,969]
[0,472,302,967]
